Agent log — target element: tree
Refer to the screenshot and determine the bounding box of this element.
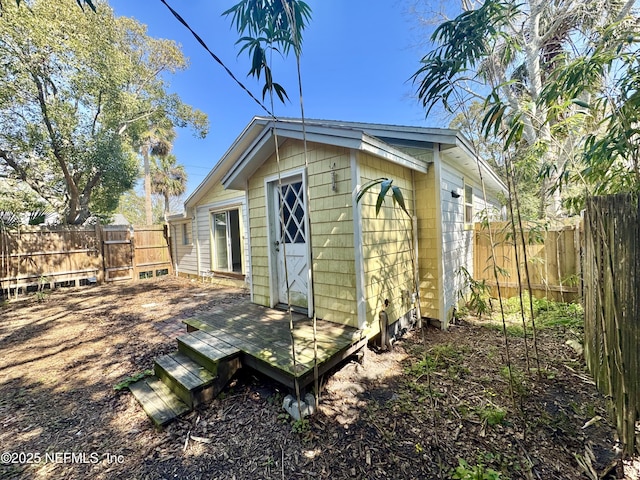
[540,20,640,202]
[151,154,188,221]
[136,121,176,225]
[0,0,207,224]
[412,0,636,217]
[223,0,311,105]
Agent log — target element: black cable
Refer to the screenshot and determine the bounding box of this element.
[159,0,276,119]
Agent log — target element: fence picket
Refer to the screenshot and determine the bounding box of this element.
[0,224,172,296]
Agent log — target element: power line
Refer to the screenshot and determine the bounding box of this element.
[159,0,276,120]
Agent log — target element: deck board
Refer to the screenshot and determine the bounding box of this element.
[184,302,365,390]
[129,376,189,426]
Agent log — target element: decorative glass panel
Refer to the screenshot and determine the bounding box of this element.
[278,181,305,244]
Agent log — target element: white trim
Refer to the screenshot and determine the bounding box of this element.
[210,209,243,274]
[302,167,314,318]
[351,151,367,328]
[434,145,446,329]
[223,122,428,190]
[194,213,201,277]
[245,180,254,302]
[265,175,277,307]
[203,198,245,212]
[223,126,275,188]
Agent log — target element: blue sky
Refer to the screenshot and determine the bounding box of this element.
[109,1,447,199]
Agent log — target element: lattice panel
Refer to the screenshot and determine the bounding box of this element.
[278,181,305,244]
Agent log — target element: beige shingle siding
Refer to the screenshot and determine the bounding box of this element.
[247,139,357,326]
[414,167,440,319]
[358,153,415,336]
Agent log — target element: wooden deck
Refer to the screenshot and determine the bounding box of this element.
[130,301,366,426]
[183,302,366,391]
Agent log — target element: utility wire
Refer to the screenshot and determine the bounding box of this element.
[159,0,275,119]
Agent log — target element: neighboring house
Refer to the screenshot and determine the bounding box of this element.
[168,117,506,336]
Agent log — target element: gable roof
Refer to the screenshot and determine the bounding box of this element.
[185,117,506,206]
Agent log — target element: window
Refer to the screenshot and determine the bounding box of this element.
[464,184,473,225]
[182,223,190,245]
[212,209,242,273]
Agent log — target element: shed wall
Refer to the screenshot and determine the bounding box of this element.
[358,153,415,336]
[439,158,501,323]
[247,139,357,326]
[171,220,198,276]
[172,180,249,285]
[414,166,440,319]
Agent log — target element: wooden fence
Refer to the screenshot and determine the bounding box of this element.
[583,194,639,455]
[0,224,172,297]
[474,221,582,302]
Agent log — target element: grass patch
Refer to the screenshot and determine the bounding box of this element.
[473,295,583,338]
[113,369,154,391]
[405,343,465,377]
[476,406,507,426]
[451,458,504,480]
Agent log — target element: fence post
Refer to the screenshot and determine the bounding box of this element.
[129,225,137,282]
[94,223,105,284]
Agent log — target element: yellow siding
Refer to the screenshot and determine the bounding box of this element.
[414,167,440,319]
[247,140,357,327]
[358,153,415,337]
[199,181,244,206]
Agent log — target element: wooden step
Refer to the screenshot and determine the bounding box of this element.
[129,376,189,427]
[177,330,241,373]
[154,352,216,409]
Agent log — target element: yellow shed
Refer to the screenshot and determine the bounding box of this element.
[169,117,506,338]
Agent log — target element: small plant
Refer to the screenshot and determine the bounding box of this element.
[113,369,153,391]
[499,365,528,397]
[35,274,51,302]
[406,343,464,377]
[477,406,507,426]
[291,418,310,433]
[457,266,492,319]
[451,458,503,480]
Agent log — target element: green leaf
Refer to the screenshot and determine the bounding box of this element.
[571,99,590,109]
[391,185,410,216]
[356,178,385,204]
[376,179,393,215]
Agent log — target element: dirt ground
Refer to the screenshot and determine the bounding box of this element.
[0,277,638,479]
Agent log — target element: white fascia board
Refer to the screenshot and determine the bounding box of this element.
[360,134,429,173]
[453,134,507,194]
[185,119,268,207]
[221,125,276,190]
[223,121,430,190]
[167,212,187,223]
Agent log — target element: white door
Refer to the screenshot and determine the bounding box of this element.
[272,177,309,310]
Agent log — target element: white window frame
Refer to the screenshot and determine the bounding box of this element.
[464,183,474,227]
[211,208,243,275]
[182,223,191,245]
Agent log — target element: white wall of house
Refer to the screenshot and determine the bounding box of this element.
[171,219,198,276]
[439,157,502,323]
[193,196,250,282]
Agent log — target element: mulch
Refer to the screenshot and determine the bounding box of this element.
[0,277,637,479]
